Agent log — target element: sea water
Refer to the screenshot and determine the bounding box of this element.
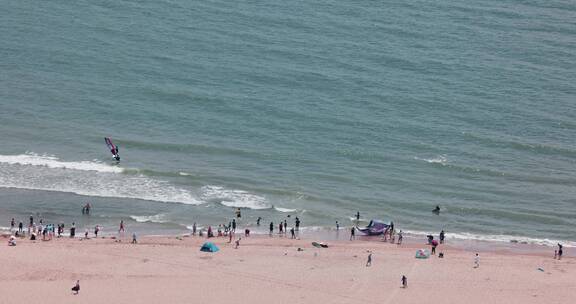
[1,0,575,246]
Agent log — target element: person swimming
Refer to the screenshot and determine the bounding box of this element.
[432,205,440,214]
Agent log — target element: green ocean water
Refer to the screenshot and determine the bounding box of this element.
[1,0,575,245]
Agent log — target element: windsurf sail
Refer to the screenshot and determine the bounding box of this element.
[104,137,120,161]
[356,220,389,236]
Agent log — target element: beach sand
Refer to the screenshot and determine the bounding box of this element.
[1,234,574,304]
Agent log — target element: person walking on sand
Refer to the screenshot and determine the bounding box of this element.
[474,253,480,268]
[18,221,23,233]
[71,280,80,295]
[228,230,233,243]
[119,220,125,233]
[232,219,236,232]
[336,221,339,230]
[290,227,295,239]
[397,230,403,245]
[557,243,563,260]
[366,253,372,267]
[192,222,197,236]
[94,225,100,238]
[401,275,407,288]
[295,217,300,231]
[269,222,274,236]
[10,218,15,231]
[132,233,137,244]
[350,227,355,241]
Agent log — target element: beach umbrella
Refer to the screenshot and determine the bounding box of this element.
[200,242,219,252]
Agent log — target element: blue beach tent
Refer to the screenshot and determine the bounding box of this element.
[200,242,219,252]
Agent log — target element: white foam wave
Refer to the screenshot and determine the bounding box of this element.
[178,172,191,176]
[130,214,168,223]
[274,207,298,213]
[0,153,124,173]
[201,185,269,210]
[414,155,448,165]
[402,230,575,248]
[0,153,202,205]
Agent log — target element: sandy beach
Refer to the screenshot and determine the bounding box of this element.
[1,233,573,304]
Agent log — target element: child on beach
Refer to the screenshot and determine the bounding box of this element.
[235,237,241,249]
[474,253,480,268]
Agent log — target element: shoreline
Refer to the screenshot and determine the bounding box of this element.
[2,224,572,258]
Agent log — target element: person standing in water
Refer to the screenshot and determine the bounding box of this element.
[355,211,360,221]
[257,217,262,226]
[295,217,300,231]
[440,230,445,244]
[269,222,274,236]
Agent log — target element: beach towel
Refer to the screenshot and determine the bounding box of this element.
[415,249,430,259]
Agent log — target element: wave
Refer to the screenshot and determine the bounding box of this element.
[130,214,168,223]
[201,185,270,210]
[401,230,575,248]
[414,155,448,165]
[0,153,123,173]
[0,152,201,205]
[274,207,298,213]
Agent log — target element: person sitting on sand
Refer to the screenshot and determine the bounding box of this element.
[30,232,36,241]
[71,280,80,295]
[235,237,241,249]
[8,236,16,246]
